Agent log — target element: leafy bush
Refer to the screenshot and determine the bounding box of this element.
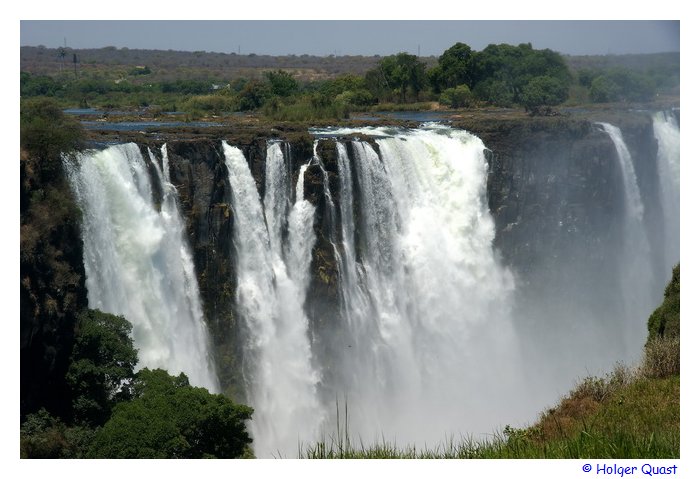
[365,52,427,103]
[88,369,254,458]
[21,72,64,97]
[520,76,569,112]
[66,309,138,427]
[262,95,349,121]
[439,84,473,108]
[237,79,270,111]
[647,264,680,341]
[589,69,656,103]
[473,79,514,107]
[20,98,85,174]
[264,69,299,97]
[20,409,95,458]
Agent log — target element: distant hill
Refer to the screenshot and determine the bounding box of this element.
[21,45,679,86]
[19,46,398,82]
[564,51,679,73]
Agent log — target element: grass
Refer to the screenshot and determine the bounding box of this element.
[299,339,680,459]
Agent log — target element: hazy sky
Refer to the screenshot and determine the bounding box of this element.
[20,20,679,57]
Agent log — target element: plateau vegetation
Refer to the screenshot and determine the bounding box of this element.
[20,43,679,120]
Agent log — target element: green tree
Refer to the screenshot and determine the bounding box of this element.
[473,78,514,107]
[20,408,95,459]
[431,42,474,92]
[471,43,571,107]
[439,84,473,108]
[66,309,138,427]
[264,69,299,97]
[368,52,427,103]
[88,369,254,458]
[520,75,569,113]
[589,75,622,103]
[237,79,270,111]
[589,69,656,103]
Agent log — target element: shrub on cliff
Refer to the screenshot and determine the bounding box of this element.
[20,98,85,177]
[647,264,680,341]
[642,264,680,378]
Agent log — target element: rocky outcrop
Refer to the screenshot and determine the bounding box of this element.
[20,150,88,419]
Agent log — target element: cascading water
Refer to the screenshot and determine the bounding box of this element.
[652,111,681,274]
[222,141,322,457]
[64,143,219,391]
[597,123,655,355]
[309,125,525,448]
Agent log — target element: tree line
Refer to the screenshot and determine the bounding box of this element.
[20,41,667,120]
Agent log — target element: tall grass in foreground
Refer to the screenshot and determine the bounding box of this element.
[299,338,680,459]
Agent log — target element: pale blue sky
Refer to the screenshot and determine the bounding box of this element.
[20,20,679,57]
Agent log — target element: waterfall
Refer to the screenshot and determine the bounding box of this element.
[652,111,681,274]
[64,143,219,392]
[597,123,654,354]
[314,125,523,447]
[222,141,322,457]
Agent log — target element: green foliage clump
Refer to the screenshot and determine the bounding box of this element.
[262,94,349,121]
[66,309,138,427]
[642,264,680,378]
[22,306,255,458]
[429,42,474,92]
[647,264,680,341]
[238,79,270,111]
[21,408,95,459]
[264,69,299,97]
[20,98,85,174]
[473,78,514,107]
[470,42,571,108]
[439,84,473,108]
[365,52,427,103]
[21,72,64,97]
[520,75,569,113]
[88,369,254,458]
[589,69,656,103]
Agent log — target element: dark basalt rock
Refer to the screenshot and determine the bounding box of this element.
[20,150,88,420]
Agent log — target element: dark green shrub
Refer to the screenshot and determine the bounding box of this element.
[439,85,473,108]
[20,98,85,175]
[647,265,680,341]
[66,310,138,427]
[89,369,254,458]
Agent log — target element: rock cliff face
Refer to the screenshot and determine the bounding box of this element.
[20,150,88,418]
[455,114,663,386]
[21,112,667,409]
